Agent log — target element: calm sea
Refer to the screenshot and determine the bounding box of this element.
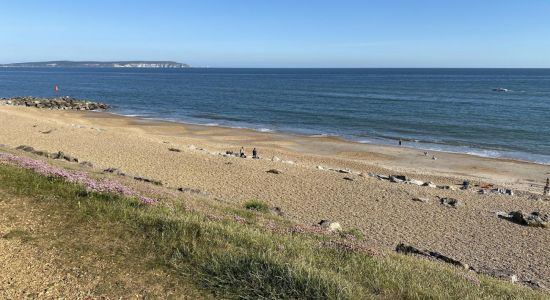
[1,68,549,164]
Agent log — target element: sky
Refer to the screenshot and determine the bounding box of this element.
[1,0,550,67]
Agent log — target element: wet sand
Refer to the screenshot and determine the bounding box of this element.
[1,106,549,286]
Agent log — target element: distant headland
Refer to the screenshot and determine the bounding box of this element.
[0,60,190,68]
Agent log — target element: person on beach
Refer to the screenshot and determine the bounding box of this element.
[252,148,258,159]
[239,147,245,158]
[398,140,402,146]
[544,178,550,195]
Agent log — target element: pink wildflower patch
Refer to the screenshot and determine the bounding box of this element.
[0,153,158,204]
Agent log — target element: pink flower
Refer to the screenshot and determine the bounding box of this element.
[0,153,158,204]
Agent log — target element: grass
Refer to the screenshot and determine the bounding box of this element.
[243,199,270,213]
[0,161,548,299]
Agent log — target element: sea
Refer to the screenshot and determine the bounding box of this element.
[0,68,549,164]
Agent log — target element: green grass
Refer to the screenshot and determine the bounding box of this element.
[0,162,548,299]
[243,199,270,213]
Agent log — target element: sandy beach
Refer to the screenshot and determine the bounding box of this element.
[1,105,549,286]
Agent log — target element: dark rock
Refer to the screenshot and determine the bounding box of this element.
[63,154,78,163]
[522,279,546,289]
[16,145,35,152]
[343,177,355,181]
[32,150,50,158]
[396,243,470,270]
[168,148,181,152]
[79,161,93,168]
[505,211,548,228]
[271,207,284,216]
[440,197,461,208]
[461,180,471,190]
[177,187,201,194]
[133,176,162,186]
[52,151,65,160]
[266,169,282,174]
[390,175,408,182]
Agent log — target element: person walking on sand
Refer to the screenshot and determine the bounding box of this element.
[239,147,245,158]
[252,147,258,159]
[398,139,402,146]
[544,178,550,196]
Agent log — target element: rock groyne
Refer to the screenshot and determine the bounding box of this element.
[0,96,110,110]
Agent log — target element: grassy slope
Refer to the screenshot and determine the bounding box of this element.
[0,162,547,299]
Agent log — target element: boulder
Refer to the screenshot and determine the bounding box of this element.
[506,211,548,228]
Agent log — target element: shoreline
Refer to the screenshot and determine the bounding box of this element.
[107,110,550,166]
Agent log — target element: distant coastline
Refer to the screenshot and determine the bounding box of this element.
[0,60,190,68]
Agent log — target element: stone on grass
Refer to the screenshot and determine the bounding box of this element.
[318,220,342,232]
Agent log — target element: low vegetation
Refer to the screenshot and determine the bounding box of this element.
[243,199,270,213]
[0,160,548,299]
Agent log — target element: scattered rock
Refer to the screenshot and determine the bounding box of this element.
[52,151,65,160]
[438,185,457,191]
[271,207,284,216]
[282,160,295,165]
[499,210,548,228]
[522,279,546,289]
[133,176,162,186]
[316,165,325,170]
[178,187,201,194]
[318,220,342,232]
[477,268,518,283]
[103,168,125,176]
[343,177,355,181]
[423,182,437,188]
[79,161,93,168]
[440,197,462,208]
[492,188,514,196]
[461,180,471,190]
[395,243,470,270]
[168,147,181,152]
[407,179,425,186]
[62,154,78,163]
[271,156,281,162]
[40,129,53,134]
[266,169,282,174]
[390,175,408,182]
[412,197,430,203]
[338,169,352,174]
[16,145,35,152]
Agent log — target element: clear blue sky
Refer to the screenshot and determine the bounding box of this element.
[1,0,549,67]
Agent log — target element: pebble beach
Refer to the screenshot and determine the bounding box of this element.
[1,105,549,287]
